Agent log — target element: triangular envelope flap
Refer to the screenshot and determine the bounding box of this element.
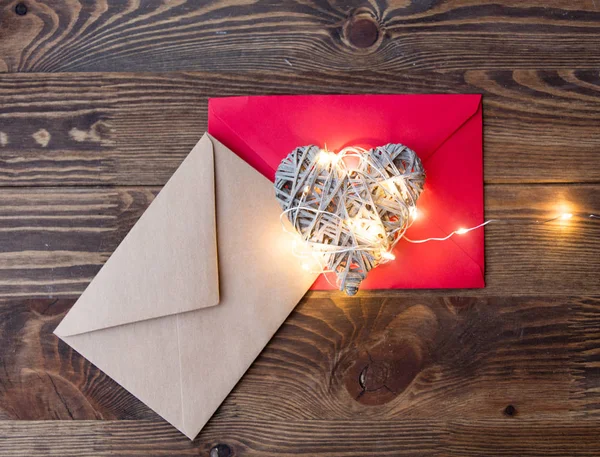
[55,134,219,337]
[209,94,482,181]
[177,135,320,438]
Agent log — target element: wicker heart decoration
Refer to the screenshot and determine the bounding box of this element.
[275,144,425,295]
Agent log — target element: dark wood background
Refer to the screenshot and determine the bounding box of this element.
[0,1,599,455]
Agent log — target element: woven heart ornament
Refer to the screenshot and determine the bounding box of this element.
[275,144,426,295]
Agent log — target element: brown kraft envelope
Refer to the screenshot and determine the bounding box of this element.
[54,133,318,439]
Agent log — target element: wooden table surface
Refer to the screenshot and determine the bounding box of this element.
[1,1,599,456]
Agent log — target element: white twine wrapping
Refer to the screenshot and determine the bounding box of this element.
[275,144,425,295]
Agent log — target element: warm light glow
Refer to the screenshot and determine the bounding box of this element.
[554,201,576,226]
[317,150,328,164]
[347,217,384,243]
[318,150,335,166]
[381,251,396,260]
[280,143,430,295]
[380,178,398,195]
[283,144,600,295]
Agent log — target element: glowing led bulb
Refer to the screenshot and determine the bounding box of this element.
[410,207,418,220]
[303,185,310,194]
[456,228,469,235]
[381,251,396,260]
[560,213,573,220]
[380,178,397,194]
[301,262,310,271]
[318,150,336,166]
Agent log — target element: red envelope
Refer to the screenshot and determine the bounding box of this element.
[208,94,484,289]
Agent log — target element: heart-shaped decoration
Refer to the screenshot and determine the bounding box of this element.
[275,143,425,295]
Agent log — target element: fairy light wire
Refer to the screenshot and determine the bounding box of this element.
[278,145,598,290]
[402,212,598,244]
[403,220,495,244]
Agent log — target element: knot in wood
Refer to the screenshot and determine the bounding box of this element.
[210,444,232,457]
[343,11,382,50]
[359,360,390,391]
[15,2,28,16]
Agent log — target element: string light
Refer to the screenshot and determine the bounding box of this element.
[279,145,422,258]
[410,207,419,220]
[291,210,598,284]
[381,251,396,260]
[318,149,337,166]
[403,212,598,244]
[278,141,598,294]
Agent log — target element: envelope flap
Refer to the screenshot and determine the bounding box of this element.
[209,94,482,181]
[54,134,220,337]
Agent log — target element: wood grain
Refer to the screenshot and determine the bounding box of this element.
[0,184,597,299]
[1,69,600,185]
[1,418,600,457]
[1,1,600,73]
[0,294,599,453]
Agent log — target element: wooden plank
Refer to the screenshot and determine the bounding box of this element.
[1,295,599,423]
[1,419,599,457]
[1,1,600,73]
[0,184,597,299]
[443,419,600,457]
[0,70,599,185]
